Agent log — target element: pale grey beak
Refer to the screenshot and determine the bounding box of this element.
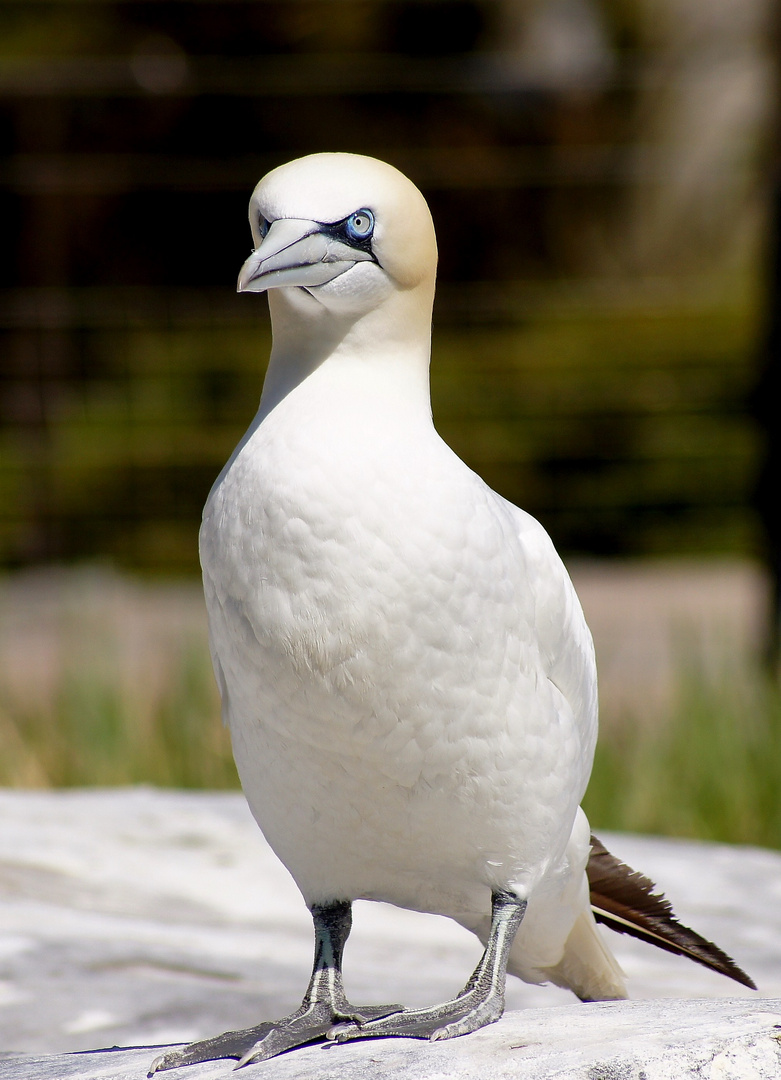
[237,217,374,293]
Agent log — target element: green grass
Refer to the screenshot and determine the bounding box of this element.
[1,572,779,849]
[4,655,780,848]
[1,289,762,570]
[0,631,237,789]
[585,660,781,847]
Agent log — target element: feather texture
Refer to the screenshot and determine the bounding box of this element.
[588,834,756,990]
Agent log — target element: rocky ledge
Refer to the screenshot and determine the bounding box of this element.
[1,789,780,1078]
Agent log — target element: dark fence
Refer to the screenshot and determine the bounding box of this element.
[0,0,769,572]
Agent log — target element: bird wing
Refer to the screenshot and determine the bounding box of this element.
[588,834,756,990]
[504,498,599,755]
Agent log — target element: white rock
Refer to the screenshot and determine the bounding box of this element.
[0,789,779,1076]
[2,1000,781,1079]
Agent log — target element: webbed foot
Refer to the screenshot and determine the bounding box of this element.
[148,999,401,1073]
[329,986,505,1043]
[148,898,402,1072]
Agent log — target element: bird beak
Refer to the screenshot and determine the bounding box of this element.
[237,218,374,294]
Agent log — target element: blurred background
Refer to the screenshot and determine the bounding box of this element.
[1,0,780,844]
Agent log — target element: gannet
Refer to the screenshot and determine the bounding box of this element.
[151,153,753,1073]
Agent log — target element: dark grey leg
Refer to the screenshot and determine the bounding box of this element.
[330,890,527,1043]
[148,900,402,1073]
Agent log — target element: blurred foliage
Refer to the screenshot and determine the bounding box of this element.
[1,568,779,849]
[0,569,235,787]
[0,290,761,570]
[0,641,236,788]
[586,658,781,848]
[432,294,760,558]
[1,0,771,571]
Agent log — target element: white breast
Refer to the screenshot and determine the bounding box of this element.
[200,361,597,921]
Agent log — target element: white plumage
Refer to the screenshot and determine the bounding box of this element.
[204,151,618,991]
[151,151,697,1075]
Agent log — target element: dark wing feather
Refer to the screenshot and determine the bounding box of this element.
[588,834,756,991]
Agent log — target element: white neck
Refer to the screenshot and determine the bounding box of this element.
[257,279,435,424]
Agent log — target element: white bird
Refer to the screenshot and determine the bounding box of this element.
[151,152,753,1074]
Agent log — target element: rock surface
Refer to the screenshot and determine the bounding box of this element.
[1,789,780,1077]
[2,1000,781,1080]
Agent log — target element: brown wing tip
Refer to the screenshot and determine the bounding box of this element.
[588,833,757,991]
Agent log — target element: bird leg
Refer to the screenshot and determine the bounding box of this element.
[329,890,527,1043]
[148,899,402,1073]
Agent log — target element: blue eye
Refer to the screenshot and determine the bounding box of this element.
[345,209,374,241]
[258,216,270,239]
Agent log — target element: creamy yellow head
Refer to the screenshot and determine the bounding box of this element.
[246,152,437,293]
[237,153,439,416]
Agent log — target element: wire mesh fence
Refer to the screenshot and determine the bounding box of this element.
[0,0,772,571]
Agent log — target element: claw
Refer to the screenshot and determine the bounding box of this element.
[234,1033,282,1069]
[148,1025,277,1075]
[327,1020,361,1040]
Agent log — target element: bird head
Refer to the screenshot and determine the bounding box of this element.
[237,153,437,321]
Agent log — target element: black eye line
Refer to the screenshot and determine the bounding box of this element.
[254,212,380,268]
[318,213,376,257]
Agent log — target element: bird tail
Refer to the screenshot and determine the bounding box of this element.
[541,904,628,1002]
[587,833,756,992]
[501,809,628,1001]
